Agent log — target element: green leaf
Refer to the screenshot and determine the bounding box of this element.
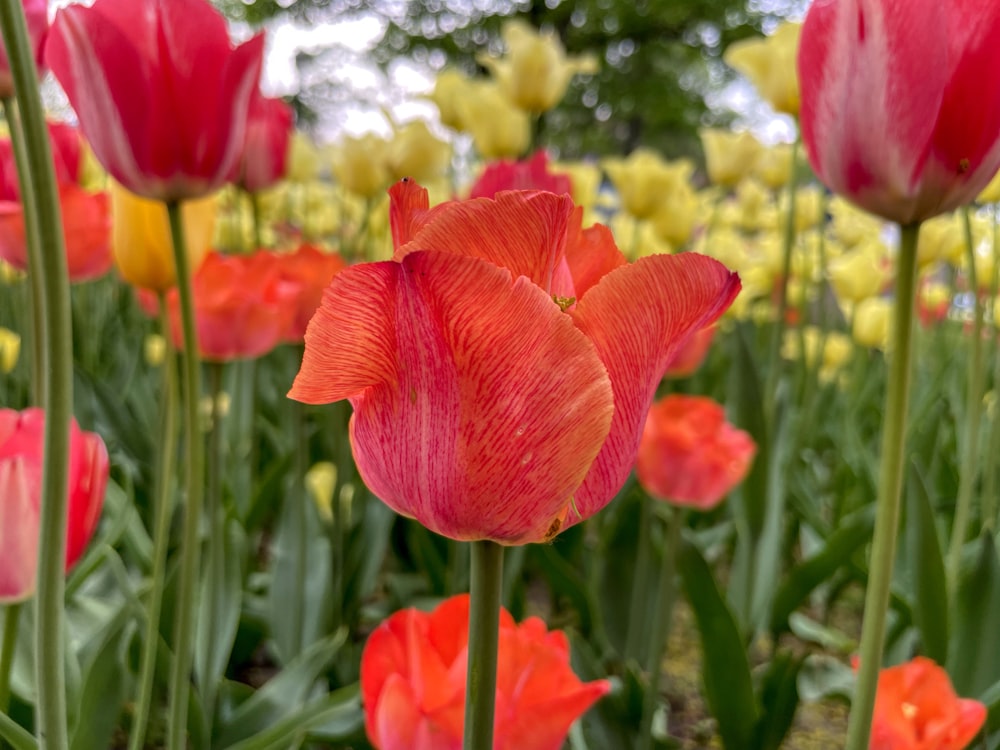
[596,487,647,653]
[947,532,1000,698]
[769,506,874,634]
[213,628,347,749]
[904,466,948,663]
[753,651,804,750]
[678,535,758,750]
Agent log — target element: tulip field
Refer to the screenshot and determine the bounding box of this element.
[3,0,1000,749]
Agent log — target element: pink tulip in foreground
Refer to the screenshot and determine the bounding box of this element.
[0,0,47,97]
[798,0,1000,224]
[46,0,264,202]
[236,92,295,194]
[290,181,740,544]
[0,409,109,603]
[361,594,610,750]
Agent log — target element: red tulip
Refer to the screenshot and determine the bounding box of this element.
[870,657,985,750]
[236,92,295,194]
[0,185,112,282]
[636,394,755,510]
[361,594,610,750]
[270,244,347,342]
[46,0,265,202]
[0,408,109,603]
[469,150,572,200]
[797,0,1000,224]
[166,250,296,361]
[290,181,740,544]
[0,0,48,98]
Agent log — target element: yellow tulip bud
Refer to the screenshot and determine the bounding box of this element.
[828,196,886,248]
[0,260,24,284]
[144,334,166,367]
[0,326,20,373]
[828,240,890,304]
[330,133,391,200]
[853,297,892,350]
[459,82,531,159]
[306,462,337,524]
[111,182,216,292]
[478,19,598,114]
[287,132,321,183]
[554,160,602,209]
[752,143,795,191]
[701,130,765,188]
[386,120,451,183]
[603,150,694,221]
[429,69,475,131]
[917,214,964,269]
[723,22,802,116]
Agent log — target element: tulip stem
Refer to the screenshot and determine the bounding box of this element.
[0,603,21,713]
[948,208,985,592]
[844,221,921,750]
[165,199,206,750]
[0,4,74,750]
[624,490,653,663]
[0,711,35,750]
[984,207,1000,532]
[764,138,800,422]
[128,296,179,750]
[463,540,504,750]
[0,98,42,406]
[639,507,682,750]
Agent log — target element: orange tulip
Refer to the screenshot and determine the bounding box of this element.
[870,657,985,750]
[290,181,740,544]
[636,394,755,510]
[360,594,610,750]
[270,244,347,342]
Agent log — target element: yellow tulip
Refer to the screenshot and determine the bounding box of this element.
[753,143,795,191]
[286,132,321,183]
[386,120,451,183]
[306,462,337,524]
[852,297,892,349]
[330,133,391,199]
[144,334,166,367]
[917,213,964,269]
[478,19,598,114]
[701,130,764,188]
[783,326,852,381]
[111,182,216,292]
[458,81,531,159]
[610,214,673,260]
[603,150,694,221]
[828,240,890,304]
[978,169,1000,204]
[780,185,824,232]
[429,69,476,131]
[731,178,778,232]
[724,22,802,116]
[650,182,699,247]
[828,196,885,248]
[554,160,602,210]
[0,326,20,373]
[0,260,23,284]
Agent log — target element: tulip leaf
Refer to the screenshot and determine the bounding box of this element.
[224,684,363,750]
[213,628,347,748]
[678,535,758,749]
[753,650,804,750]
[596,486,649,654]
[342,490,395,623]
[947,531,1000,698]
[904,466,948,664]
[769,505,875,635]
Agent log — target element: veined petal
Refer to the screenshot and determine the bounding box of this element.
[568,254,740,522]
[395,190,576,296]
[292,251,614,544]
[563,208,626,298]
[389,178,435,249]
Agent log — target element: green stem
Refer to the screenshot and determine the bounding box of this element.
[1,98,42,406]
[128,296,179,750]
[947,208,985,590]
[983,207,1000,532]
[289,397,309,660]
[624,492,653,664]
[0,4,74,749]
[764,139,801,422]
[844,221,921,750]
[165,200,205,750]
[0,604,21,713]
[0,711,35,750]
[463,540,504,750]
[639,507,682,750]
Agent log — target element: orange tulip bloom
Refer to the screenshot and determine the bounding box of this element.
[636,394,755,510]
[270,244,347,342]
[290,182,740,544]
[870,657,985,750]
[361,594,610,750]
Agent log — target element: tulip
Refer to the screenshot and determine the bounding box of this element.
[330,133,391,200]
[458,82,531,160]
[46,0,265,202]
[724,22,802,116]
[0,0,48,98]
[752,143,796,191]
[917,280,951,327]
[700,130,764,189]
[0,326,18,373]
[478,19,598,114]
[603,150,693,221]
[869,657,985,750]
[798,0,1000,225]
[110,181,216,292]
[290,181,740,544]
[636,395,755,510]
[470,150,572,200]
[361,594,610,750]
[166,251,296,361]
[828,242,890,305]
[271,243,347,342]
[853,296,892,350]
[0,408,109,603]
[236,93,294,194]
[386,120,451,184]
[429,69,476,132]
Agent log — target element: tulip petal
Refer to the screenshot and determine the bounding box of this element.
[569,253,740,521]
[0,457,39,603]
[395,190,576,296]
[291,250,614,543]
[563,209,626,298]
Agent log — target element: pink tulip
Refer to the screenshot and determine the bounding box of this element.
[290,181,740,544]
[0,408,109,603]
[0,0,47,97]
[46,0,264,202]
[798,0,1000,224]
[469,150,572,200]
[236,93,295,193]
